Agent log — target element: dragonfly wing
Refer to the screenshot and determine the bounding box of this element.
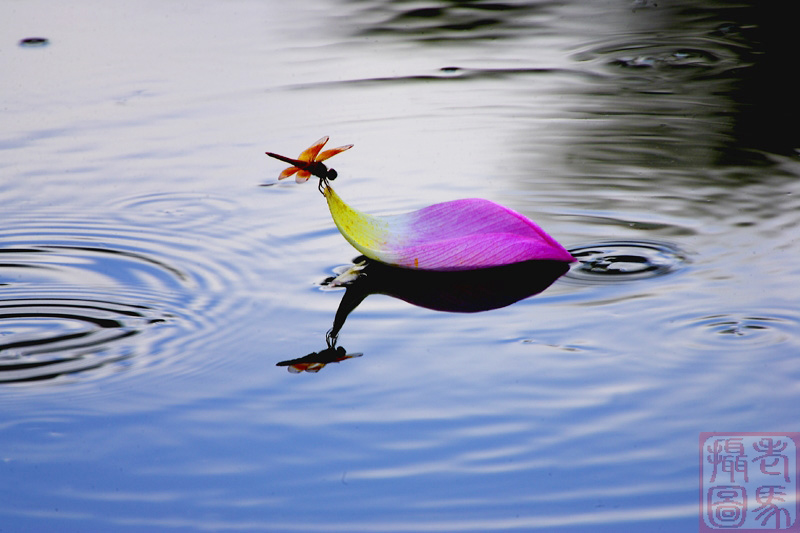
[298,136,329,162]
[317,144,354,162]
[279,166,300,180]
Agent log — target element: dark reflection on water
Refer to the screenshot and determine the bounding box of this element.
[278,257,569,372]
[725,6,800,157]
[343,0,798,162]
[281,239,689,372]
[325,256,570,314]
[277,345,362,374]
[566,2,800,168]
[287,65,602,92]
[350,0,551,42]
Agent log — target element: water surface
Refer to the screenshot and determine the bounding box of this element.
[2,1,799,531]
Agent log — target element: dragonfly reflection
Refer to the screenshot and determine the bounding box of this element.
[277,257,569,373]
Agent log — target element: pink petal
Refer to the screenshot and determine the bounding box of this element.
[325,186,575,271]
[396,199,575,270]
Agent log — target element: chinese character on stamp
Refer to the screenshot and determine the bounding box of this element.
[700,433,800,532]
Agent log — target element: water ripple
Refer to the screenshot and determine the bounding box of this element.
[0,296,165,383]
[565,240,687,283]
[107,192,240,231]
[0,209,267,384]
[573,39,745,80]
[667,310,800,352]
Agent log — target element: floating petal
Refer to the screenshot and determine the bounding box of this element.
[323,185,575,271]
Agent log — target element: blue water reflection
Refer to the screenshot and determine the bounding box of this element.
[2,0,799,531]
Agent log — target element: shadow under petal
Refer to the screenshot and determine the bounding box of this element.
[278,258,569,373]
[343,258,570,314]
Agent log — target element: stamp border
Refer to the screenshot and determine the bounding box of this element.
[700,432,800,533]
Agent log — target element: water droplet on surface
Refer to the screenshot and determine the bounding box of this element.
[19,37,49,48]
[565,241,686,282]
[668,312,800,351]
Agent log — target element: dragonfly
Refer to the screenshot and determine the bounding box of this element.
[266,136,353,184]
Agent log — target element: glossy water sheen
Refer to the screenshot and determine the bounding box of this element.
[2,1,799,531]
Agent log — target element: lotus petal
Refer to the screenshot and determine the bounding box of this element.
[323,186,575,271]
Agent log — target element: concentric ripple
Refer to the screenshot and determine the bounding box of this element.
[0,296,166,383]
[0,210,269,384]
[107,192,240,231]
[666,310,800,352]
[565,240,687,282]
